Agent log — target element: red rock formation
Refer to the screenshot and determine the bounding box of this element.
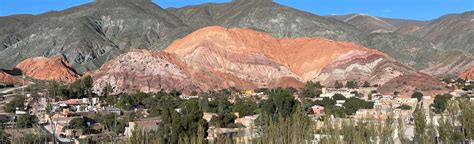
[166,26,409,85]
[378,73,448,98]
[459,67,474,80]
[92,26,445,95]
[0,70,28,85]
[16,56,79,83]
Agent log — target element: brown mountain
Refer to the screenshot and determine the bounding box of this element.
[0,0,191,72]
[0,70,28,86]
[91,26,445,95]
[414,11,474,53]
[16,56,80,83]
[459,67,474,80]
[338,14,398,33]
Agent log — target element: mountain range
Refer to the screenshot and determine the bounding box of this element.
[0,0,472,96]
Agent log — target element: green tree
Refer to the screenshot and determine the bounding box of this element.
[16,114,36,128]
[94,113,126,134]
[334,81,343,89]
[431,94,452,114]
[362,81,371,87]
[345,81,359,89]
[232,98,258,117]
[211,112,242,128]
[314,97,336,107]
[413,105,427,144]
[102,83,112,97]
[4,95,26,113]
[396,104,412,110]
[411,91,423,101]
[157,99,208,144]
[67,118,89,132]
[343,97,373,115]
[261,88,298,118]
[332,93,346,100]
[0,129,10,144]
[302,81,323,98]
[13,133,50,144]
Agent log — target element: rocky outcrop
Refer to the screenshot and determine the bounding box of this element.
[0,0,191,72]
[0,70,28,85]
[459,67,474,80]
[167,0,363,42]
[15,56,79,83]
[378,73,448,98]
[414,11,474,53]
[166,26,414,85]
[341,14,397,33]
[422,51,474,77]
[92,26,444,94]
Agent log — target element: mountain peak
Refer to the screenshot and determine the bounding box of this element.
[232,0,273,4]
[95,0,153,5]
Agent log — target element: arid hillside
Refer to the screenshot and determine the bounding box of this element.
[16,56,79,83]
[91,26,446,95]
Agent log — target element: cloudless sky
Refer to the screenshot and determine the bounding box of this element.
[0,0,472,20]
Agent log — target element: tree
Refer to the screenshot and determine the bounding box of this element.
[157,99,208,144]
[261,88,298,118]
[413,105,427,144]
[13,133,50,144]
[302,81,323,98]
[4,95,26,113]
[68,118,89,132]
[210,112,242,128]
[94,113,126,134]
[232,98,258,117]
[396,104,412,110]
[16,114,36,128]
[411,91,423,101]
[0,129,10,144]
[343,97,373,115]
[431,94,452,114]
[332,93,346,100]
[102,83,112,97]
[334,81,343,89]
[345,81,359,89]
[362,81,371,87]
[314,98,336,107]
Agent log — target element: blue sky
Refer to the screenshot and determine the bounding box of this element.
[0,0,472,20]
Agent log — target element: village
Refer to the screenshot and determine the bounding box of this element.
[0,78,473,143]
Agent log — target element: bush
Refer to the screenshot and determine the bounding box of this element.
[332,93,346,100]
[397,104,412,110]
[16,115,36,128]
[411,92,423,101]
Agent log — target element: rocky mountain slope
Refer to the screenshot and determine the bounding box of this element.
[328,14,428,28]
[0,0,191,72]
[91,26,446,96]
[0,0,471,80]
[421,51,474,77]
[459,67,474,80]
[167,0,363,42]
[331,14,398,33]
[15,56,80,83]
[414,11,474,53]
[0,70,28,85]
[169,1,472,77]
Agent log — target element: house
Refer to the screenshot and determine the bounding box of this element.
[354,109,389,120]
[179,95,199,100]
[203,112,218,122]
[101,107,122,115]
[234,115,259,128]
[311,106,325,116]
[124,117,161,138]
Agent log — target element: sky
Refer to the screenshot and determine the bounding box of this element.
[0,0,472,20]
